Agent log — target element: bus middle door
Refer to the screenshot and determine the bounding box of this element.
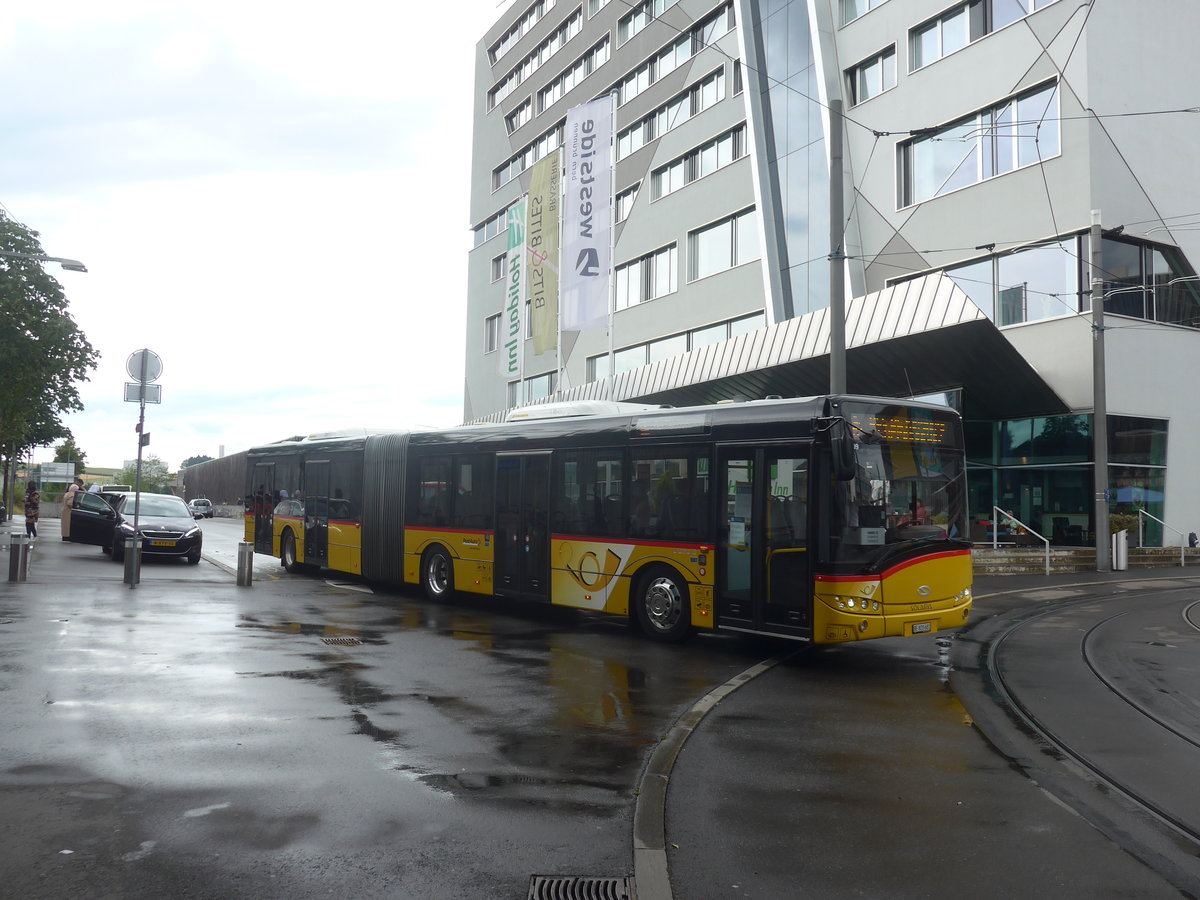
[494,452,549,600]
[304,460,329,568]
[716,445,812,639]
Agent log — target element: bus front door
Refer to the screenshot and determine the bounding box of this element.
[716,446,812,639]
[304,460,329,568]
[494,453,549,600]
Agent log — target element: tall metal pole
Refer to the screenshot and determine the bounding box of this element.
[1091,210,1110,571]
[829,99,847,394]
[128,350,148,588]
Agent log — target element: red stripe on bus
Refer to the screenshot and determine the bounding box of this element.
[552,534,711,551]
[814,549,972,582]
[404,527,493,537]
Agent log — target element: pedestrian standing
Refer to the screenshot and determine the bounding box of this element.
[60,477,83,541]
[24,487,40,539]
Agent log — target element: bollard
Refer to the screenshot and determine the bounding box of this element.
[123,535,141,586]
[1112,528,1129,572]
[236,541,254,586]
[8,533,28,583]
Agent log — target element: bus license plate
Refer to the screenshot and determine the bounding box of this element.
[912,622,932,634]
[150,540,176,547]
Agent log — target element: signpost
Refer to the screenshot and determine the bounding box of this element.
[123,349,163,587]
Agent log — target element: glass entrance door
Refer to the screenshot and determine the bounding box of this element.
[717,446,812,637]
[494,453,550,599]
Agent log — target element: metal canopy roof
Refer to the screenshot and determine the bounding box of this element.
[541,273,1070,422]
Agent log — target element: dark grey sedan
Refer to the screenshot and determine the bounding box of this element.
[70,491,203,564]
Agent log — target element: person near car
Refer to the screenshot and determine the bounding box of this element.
[24,487,39,539]
[60,477,84,540]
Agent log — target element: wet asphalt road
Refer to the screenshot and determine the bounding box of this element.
[5,520,1200,898]
[1,522,761,899]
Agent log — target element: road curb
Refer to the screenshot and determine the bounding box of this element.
[632,652,797,900]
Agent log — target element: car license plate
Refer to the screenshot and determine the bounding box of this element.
[150,539,176,547]
[912,622,932,634]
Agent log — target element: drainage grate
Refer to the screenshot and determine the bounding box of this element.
[527,875,636,900]
[321,637,362,646]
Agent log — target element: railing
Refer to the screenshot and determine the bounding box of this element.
[992,506,1050,576]
[1136,509,1186,568]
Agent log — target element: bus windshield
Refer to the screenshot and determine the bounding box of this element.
[832,403,968,565]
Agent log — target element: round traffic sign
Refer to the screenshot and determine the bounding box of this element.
[126,349,163,383]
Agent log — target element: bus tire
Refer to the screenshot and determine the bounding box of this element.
[281,531,306,574]
[422,546,454,601]
[634,566,692,643]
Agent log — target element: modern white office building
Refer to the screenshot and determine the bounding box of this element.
[466,0,1200,546]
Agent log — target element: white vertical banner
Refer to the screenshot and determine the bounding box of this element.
[561,95,613,333]
[499,198,527,379]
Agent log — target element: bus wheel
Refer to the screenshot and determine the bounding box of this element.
[422,546,454,601]
[635,566,691,642]
[281,531,305,574]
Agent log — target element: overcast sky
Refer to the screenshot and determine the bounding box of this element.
[3,1,509,472]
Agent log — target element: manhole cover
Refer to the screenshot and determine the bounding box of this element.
[321,637,362,646]
[527,875,636,900]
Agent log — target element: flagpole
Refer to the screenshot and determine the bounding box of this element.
[606,89,618,399]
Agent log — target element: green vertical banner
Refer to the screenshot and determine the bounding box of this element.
[528,149,561,356]
[499,198,527,379]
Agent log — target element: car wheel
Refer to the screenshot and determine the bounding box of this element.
[281,531,306,574]
[112,540,126,563]
[633,566,692,643]
[421,546,454,602]
[187,550,201,565]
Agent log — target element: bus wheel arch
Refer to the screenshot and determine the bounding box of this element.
[421,544,455,601]
[281,529,306,574]
[633,564,692,642]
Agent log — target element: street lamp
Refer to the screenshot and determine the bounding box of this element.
[0,249,88,272]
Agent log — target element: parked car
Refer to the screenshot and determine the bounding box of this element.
[68,491,203,564]
[188,498,215,518]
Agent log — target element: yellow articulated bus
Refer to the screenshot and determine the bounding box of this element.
[244,395,972,644]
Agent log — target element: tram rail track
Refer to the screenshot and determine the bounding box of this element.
[952,578,1200,894]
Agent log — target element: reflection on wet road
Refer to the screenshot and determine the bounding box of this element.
[1,556,760,899]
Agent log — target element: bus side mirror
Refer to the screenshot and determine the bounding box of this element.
[831,419,856,482]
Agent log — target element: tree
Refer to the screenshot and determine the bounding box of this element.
[53,437,88,476]
[0,212,99,515]
[181,454,214,469]
[116,455,174,494]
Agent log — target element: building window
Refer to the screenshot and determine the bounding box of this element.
[584,312,765,383]
[614,3,734,106]
[537,37,611,113]
[487,10,583,110]
[489,0,557,65]
[898,80,1059,207]
[846,46,895,105]
[491,253,507,282]
[909,0,1061,71]
[733,59,743,95]
[616,67,725,161]
[505,99,532,134]
[485,314,502,353]
[473,204,515,246]
[650,125,746,200]
[493,121,565,190]
[840,0,888,26]
[588,0,611,15]
[910,2,985,70]
[687,208,759,281]
[618,0,680,45]
[616,244,677,310]
[615,183,640,223]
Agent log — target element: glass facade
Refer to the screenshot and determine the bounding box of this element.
[966,414,1168,546]
[749,0,829,317]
